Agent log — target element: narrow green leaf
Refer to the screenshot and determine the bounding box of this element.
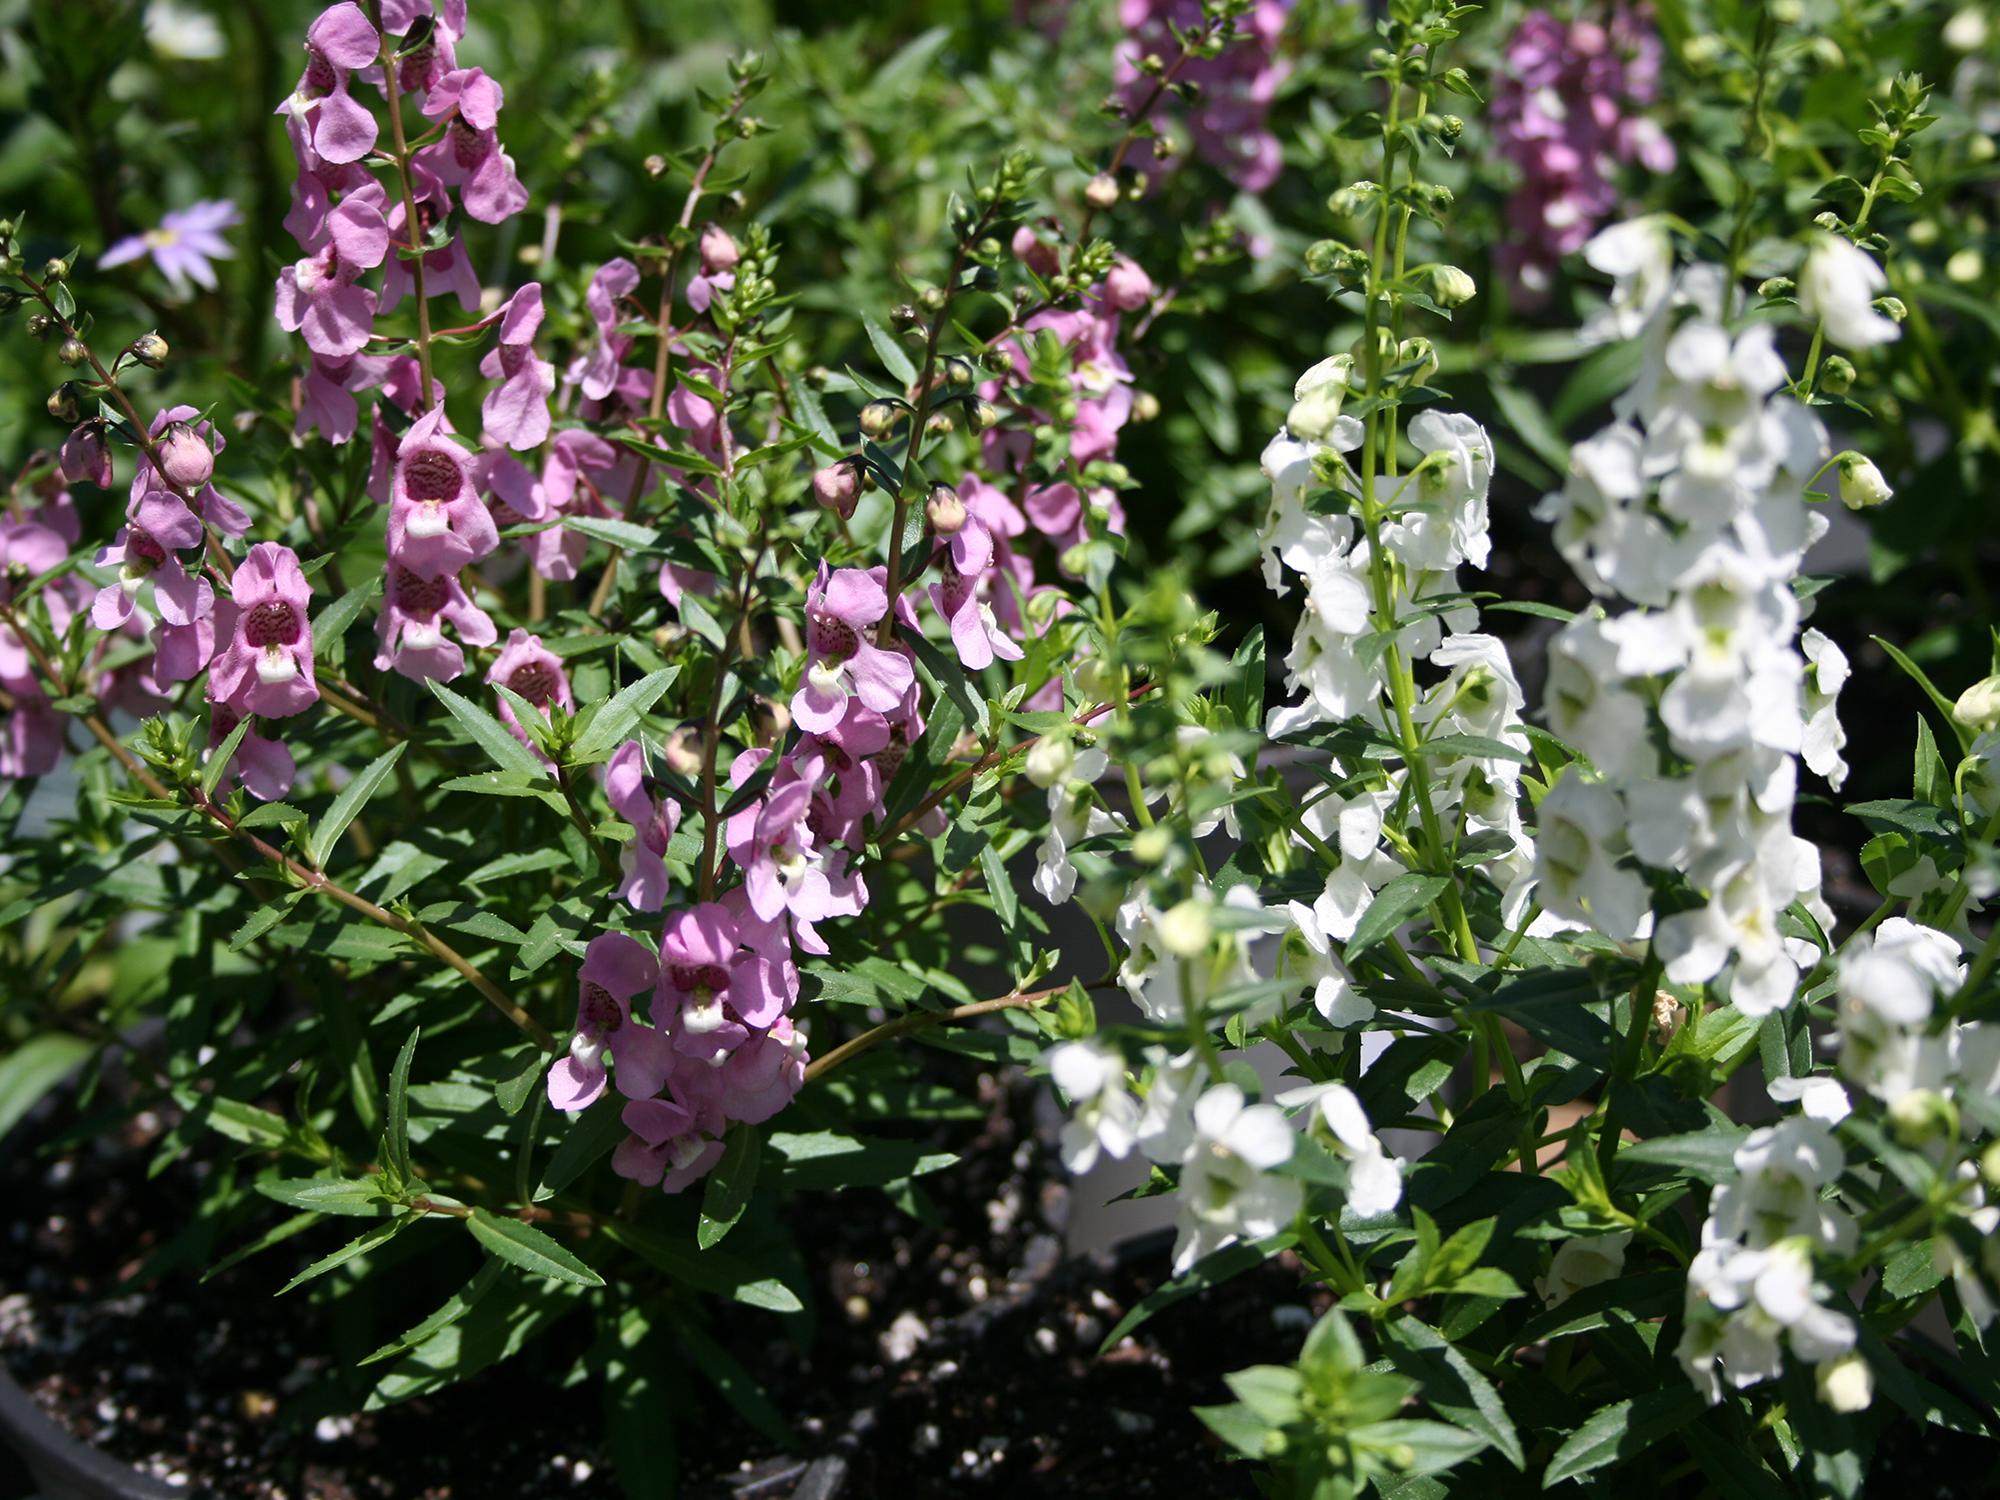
[1542,1386,1706,1486]
[597,1220,802,1311]
[1871,635,1970,747]
[312,574,383,655]
[466,1206,605,1286]
[385,1026,420,1187]
[566,513,661,551]
[359,1259,509,1365]
[1345,872,1451,958]
[862,312,920,387]
[314,743,407,869]
[571,667,683,763]
[697,1123,762,1250]
[0,1035,93,1142]
[1098,1236,1294,1354]
[276,1214,407,1294]
[257,1175,395,1217]
[201,712,252,799]
[428,679,547,778]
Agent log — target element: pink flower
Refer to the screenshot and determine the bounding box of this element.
[604,740,684,912]
[657,901,791,1053]
[274,182,390,358]
[207,543,317,719]
[569,258,640,403]
[379,176,482,314]
[289,4,382,167]
[1104,256,1154,312]
[718,1015,807,1124]
[129,406,250,538]
[373,564,496,683]
[89,515,207,637]
[612,1098,724,1194]
[416,68,527,225]
[547,932,674,1111]
[486,627,572,746]
[1114,0,1292,193]
[930,556,1025,672]
[205,691,297,802]
[478,283,553,451]
[387,408,500,578]
[790,564,915,734]
[59,423,112,488]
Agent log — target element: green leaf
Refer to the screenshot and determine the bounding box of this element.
[663,1305,797,1449]
[312,574,384,655]
[256,1175,395,1217]
[565,513,661,551]
[1542,1386,1706,1486]
[570,667,682,764]
[862,312,920,388]
[1871,635,1970,747]
[1097,1236,1294,1354]
[597,1220,803,1311]
[1616,1128,1748,1184]
[466,1206,605,1287]
[359,1260,509,1366]
[428,679,547,778]
[1464,968,1613,1072]
[535,1099,627,1201]
[697,1122,762,1250]
[0,1034,93,1142]
[1914,716,1952,810]
[384,1026,419,1187]
[276,1214,408,1294]
[1385,1317,1524,1469]
[1345,872,1451,958]
[494,1047,544,1116]
[314,743,407,869]
[236,801,307,829]
[767,1130,957,1189]
[1846,798,1962,848]
[200,711,252,799]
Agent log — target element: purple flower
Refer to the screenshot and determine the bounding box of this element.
[612,1098,724,1194]
[1114,0,1292,193]
[387,407,499,578]
[415,67,528,226]
[205,692,296,802]
[274,182,390,359]
[547,932,674,1112]
[99,200,241,296]
[373,564,496,684]
[790,564,915,733]
[486,627,573,748]
[604,740,684,912]
[478,283,553,451]
[207,542,317,720]
[286,3,382,167]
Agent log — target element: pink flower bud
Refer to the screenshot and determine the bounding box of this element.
[925,483,966,536]
[1104,256,1153,312]
[157,422,214,491]
[1010,225,1059,279]
[812,463,861,519]
[699,223,741,274]
[1084,173,1120,210]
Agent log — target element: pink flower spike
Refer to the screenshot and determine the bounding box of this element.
[604,740,683,912]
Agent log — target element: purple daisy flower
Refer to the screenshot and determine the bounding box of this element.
[100,199,240,295]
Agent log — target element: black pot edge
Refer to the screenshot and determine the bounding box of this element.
[0,1357,185,1500]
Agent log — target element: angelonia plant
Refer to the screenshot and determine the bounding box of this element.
[1,0,1997,1493]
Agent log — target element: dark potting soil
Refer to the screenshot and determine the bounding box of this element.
[1,1073,1315,1499]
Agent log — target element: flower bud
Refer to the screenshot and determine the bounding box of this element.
[858,400,900,439]
[42,255,69,283]
[925,483,966,535]
[1816,1354,1873,1414]
[158,422,214,490]
[1157,899,1211,958]
[1288,387,1345,443]
[57,337,87,367]
[1025,734,1074,788]
[968,400,1001,432]
[1104,257,1153,311]
[1132,824,1171,864]
[1946,5,1989,50]
[664,726,703,777]
[1074,657,1117,701]
[644,154,669,177]
[1398,337,1438,386]
[1837,453,1892,510]
[1948,248,1984,286]
[1953,675,2000,734]
[1982,1140,2000,1187]
[1430,265,1476,308]
[1757,276,1796,300]
[59,421,109,486]
[1819,355,1856,395]
[1084,173,1120,210]
[1887,1087,1949,1144]
[698,222,740,274]
[24,311,51,339]
[1875,295,1907,323]
[811,462,861,519]
[1010,225,1059,279]
[748,695,790,746]
[127,331,169,367]
[1132,390,1160,423]
[46,384,79,422]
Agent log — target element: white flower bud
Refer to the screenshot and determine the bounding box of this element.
[1953,675,2000,733]
[1157,899,1212,958]
[1025,734,1075,789]
[1287,386,1344,442]
[1946,5,1989,50]
[1430,265,1476,307]
[1816,1353,1873,1413]
[1837,454,1892,510]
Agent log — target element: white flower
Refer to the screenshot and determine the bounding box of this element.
[1817,1353,1874,1413]
[1533,773,1651,941]
[1171,1085,1303,1273]
[1707,1118,1852,1252]
[146,0,225,59]
[1766,1074,1852,1125]
[1277,1081,1404,1217]
[1582,216,1676,342]
[1535,1231,1631,1307]
[1283,899,1373,1027]
[1393,411,1494,570]
[1799,629,1850,790]
[1046,1039,1139,1174]
[1797,236,1901,350]
[1299,788,1404,942]
[1033,747,1123,905]
[1836,453,1893,510]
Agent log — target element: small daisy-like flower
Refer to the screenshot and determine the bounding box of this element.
[100,200,241,296]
